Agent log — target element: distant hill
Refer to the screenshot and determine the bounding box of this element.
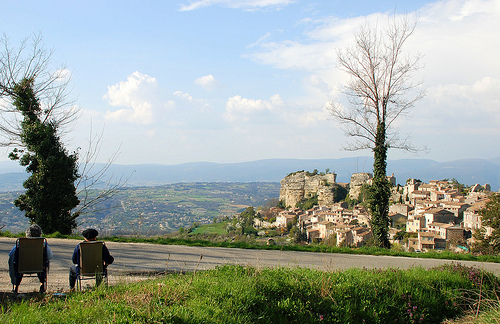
[0,182,280,234]
[1,157,499,191]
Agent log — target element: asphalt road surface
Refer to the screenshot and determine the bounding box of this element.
[1,237,500,294]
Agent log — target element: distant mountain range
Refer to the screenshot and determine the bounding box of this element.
[1,157,499,192]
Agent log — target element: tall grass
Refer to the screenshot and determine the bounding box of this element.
[1,263,499,323]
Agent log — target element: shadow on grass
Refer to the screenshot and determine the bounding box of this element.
[0,291,46,309]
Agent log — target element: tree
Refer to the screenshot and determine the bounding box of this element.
[239,207,256,234]
[8,78,79,234]
[0,34,77,146]
[473,194,500,255]
[0,34,124,234]
[295,194,318,210]
[328,16,424,248]
[292,221,308,244]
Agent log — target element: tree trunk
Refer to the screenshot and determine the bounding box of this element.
[369,122,391,248]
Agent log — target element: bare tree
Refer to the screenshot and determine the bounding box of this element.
[329,16,424,152]
[72,124,128,218]
[0,33,78,147]
[328,16,424,247]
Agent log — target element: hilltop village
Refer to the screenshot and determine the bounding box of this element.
[251,170,494,252]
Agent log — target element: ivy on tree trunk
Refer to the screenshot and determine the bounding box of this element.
[368,123,391,248]
[9,78,80,235]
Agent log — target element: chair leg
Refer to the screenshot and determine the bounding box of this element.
[96,274,103,287]
[39,277,47,293]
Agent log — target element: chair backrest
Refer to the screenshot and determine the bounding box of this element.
[79,241,104,276]
[17,237,45,274]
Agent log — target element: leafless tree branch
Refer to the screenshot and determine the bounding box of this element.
[72,122,130,217]
[328,15,425,152]
[0,33,79,147]
[0,33,127,225]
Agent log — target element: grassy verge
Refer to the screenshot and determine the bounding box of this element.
[1,263,499,323]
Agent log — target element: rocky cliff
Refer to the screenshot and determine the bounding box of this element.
[279,171,344,208]
[349,172,373,200]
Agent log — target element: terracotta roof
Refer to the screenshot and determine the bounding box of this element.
[428,222,454,228]
[467,200,489,212]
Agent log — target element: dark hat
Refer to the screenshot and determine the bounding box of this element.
[82,228,99,240]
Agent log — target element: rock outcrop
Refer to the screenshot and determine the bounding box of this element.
[349,172,373,200]
[279,171,341,208]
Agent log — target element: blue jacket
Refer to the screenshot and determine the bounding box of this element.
[8,241,53,285]
[72,242,114,267]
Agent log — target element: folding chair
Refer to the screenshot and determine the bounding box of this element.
[77,241,108,290]
[15,237,48,293]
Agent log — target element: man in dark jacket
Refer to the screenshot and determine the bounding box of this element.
[69,228,114,290]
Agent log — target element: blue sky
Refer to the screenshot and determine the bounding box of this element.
[0,0,498,165]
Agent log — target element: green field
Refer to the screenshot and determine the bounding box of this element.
[0,182,280,235]
[191,222,228,234]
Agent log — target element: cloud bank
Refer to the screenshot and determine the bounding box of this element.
[179,0,294,11]
[103,72,158,125]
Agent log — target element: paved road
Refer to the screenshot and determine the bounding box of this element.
[1,237,500,293]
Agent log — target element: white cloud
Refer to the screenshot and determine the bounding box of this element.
[194,74,220,90]
[224,94,282,122]
[179,0,293,11]
[472,77,500,98]
[247,32,272,48]
[248,41,338,70]
[173,90,194,101]
[173,90,212,112]
[103,71,158,125]
[52,68,72,83]
[246,12,394,71]
[245,0,500,157]
[427,77,500,120]
[248,0,500,82]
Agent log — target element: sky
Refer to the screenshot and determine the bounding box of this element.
[0,0,499,165]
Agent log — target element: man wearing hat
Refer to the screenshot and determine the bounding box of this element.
[69,228,114,290]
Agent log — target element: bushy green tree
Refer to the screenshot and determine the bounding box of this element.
[473,193,500,255]
[239,207,256,234]
[8,79,79,234]
[331,185,348,202]
[292,221,308,244]
[296,194,318,210]
[0,34,123,233]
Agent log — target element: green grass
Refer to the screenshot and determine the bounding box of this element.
[473,307,500,324]
[190,222,227,235]
[1,264,499,323]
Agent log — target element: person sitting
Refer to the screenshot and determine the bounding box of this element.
[8,224,53,294]
[69,228,114,290]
